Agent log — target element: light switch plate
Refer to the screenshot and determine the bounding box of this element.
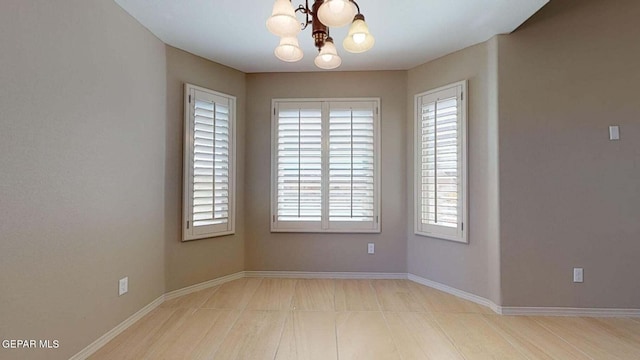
[609,125,620,140]
[119,277,128,296]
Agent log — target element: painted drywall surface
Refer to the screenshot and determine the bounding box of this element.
[486,37,502,305]
[245,72,407,272]
[164,46,246,292]
[498,0,640,307]
[0,1,166,359]
[406,42,501,302]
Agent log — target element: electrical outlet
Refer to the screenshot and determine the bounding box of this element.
[609,125,620,140]
[573,268,583,283]
[367,243,375,254]
[119,277,128,296]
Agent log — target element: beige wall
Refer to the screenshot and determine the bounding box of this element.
[164,46,246,292]
[486,37,502,304]
[0,1,167,359]
[498,0,640,307]
[406,42,501,302]
[245,72,408,272]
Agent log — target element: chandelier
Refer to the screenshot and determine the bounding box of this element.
[266,0,375,69]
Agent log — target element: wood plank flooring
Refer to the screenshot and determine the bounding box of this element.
[90,278,640,360]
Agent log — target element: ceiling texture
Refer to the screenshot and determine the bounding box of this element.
[114,0,549,73]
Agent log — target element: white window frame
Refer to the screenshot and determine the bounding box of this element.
[182,83,236,241]
[414,80,468,243]
[271,98,381,233]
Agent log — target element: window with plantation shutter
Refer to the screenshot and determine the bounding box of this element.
[271,99,380,233]
[414,81,467,243]
[183,84,235,241]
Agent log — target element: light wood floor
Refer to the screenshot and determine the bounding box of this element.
[90,278,640,360]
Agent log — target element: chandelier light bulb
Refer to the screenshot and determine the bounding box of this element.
[343,14,375,53]
[314,38,342,69]
[266,0,301,37]
[274,36,304,62]
[317,0,357,28]
[352,33,366,44]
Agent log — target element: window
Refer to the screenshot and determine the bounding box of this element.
[271,99,380,233]
[183,84,235,241]
[414,81,468,243]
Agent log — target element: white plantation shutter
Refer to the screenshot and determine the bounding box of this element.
[421,95,458,227]
[275,102,323,230]
[271,99,380,233]
[328,102,377,231]
[415,81,467,243]
[183,84,235,241]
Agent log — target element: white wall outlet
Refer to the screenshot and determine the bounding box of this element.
[119,277,128,296]
[573,268,583,283]
[367,243,375,254]
[609,125,620,140]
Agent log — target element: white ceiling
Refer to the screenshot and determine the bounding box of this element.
[114,0,548,73]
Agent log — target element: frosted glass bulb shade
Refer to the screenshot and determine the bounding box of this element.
[343,16,375,53]
[314,38,341,69]
[314,53,341,69]
[275,37,303,62]
[328,0,345,13]
[317,0,357,27]
[266,0,301,37]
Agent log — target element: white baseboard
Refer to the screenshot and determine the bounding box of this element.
[407,273,501,314]
[69,294,164,360]
[244,270,407,280]
[72,270,640,359]
[71,271,243,360]
[407,273,640,318]
[164,271,244,301]
[499,306,640,317]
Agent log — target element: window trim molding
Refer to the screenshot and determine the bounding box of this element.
[270,97,381,234]
[413,80,468,243]
[182,83,236,241]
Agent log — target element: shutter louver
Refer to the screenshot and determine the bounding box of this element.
[329,105,375,223]
[276,105,322,222]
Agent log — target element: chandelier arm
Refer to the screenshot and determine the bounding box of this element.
[294,2,309,14]
[294,1,313,31]
[350,0,361,15]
